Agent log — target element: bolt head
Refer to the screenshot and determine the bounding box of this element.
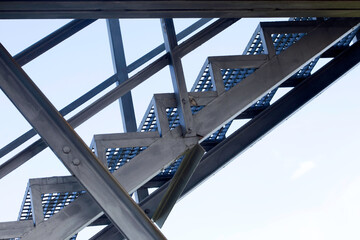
[72,158,80,166]
[62,146,71,154]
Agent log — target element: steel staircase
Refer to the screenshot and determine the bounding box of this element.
[1,17,359,240]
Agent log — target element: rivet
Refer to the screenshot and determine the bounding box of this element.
[62,146,71,154]
[72,158,80,166]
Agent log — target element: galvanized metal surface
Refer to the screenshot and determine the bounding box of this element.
[0,1,360,18]
[1,14,360,240]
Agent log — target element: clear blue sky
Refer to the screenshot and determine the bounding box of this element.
[0,18,359,239]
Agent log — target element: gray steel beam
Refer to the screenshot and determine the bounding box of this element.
[0,1,360,18]
[91,223,125,240]
[153,95,171,137]
[89,23,360,240]
[29,184,44,225]
[0,44,165,240]
[161,18,195,136]
[107,19,137,132]
[207,54,269,69]
[173,18,239,59]
[135,188,150,203]
[0,220,34,239]
[29,176,84,194]
[93,131,160,149]
[0,139,47,179]
[259,20,321,34]
[127,18,212,73]
[14,19,96,66]
[0,18,237,179]
[195,18,360,140]
[152,144,205,227]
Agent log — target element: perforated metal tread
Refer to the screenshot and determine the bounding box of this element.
[18,187,84,240]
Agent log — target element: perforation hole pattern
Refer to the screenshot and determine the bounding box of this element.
[19,190,32,221]
[193,66,213,92]
[106,147,148,173]
[245,32,265,55]
[140,106,157,132]
[159,156,184,176]
[18,189,83,240]
[222,68,256,91]
[41,191,85,220]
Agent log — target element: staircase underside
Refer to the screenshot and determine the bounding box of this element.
[0,13,359,240]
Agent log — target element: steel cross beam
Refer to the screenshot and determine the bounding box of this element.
[14,19,96,67]
[91,36,360,240]
[0,45,166,239]
[1,1,360,18]
[161,18,195,136]
[107,19,137,132]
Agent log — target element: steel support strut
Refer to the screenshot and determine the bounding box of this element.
[0,44,165,239]
[107,19,137,132]
[152,144,205,227]
[161,18,195,136]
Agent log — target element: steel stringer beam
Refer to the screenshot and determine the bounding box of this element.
[0,45,166,239]
[0,220,34,239]
[195,18,360,140]
[0,1,360,19]
[91,36,360,240]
